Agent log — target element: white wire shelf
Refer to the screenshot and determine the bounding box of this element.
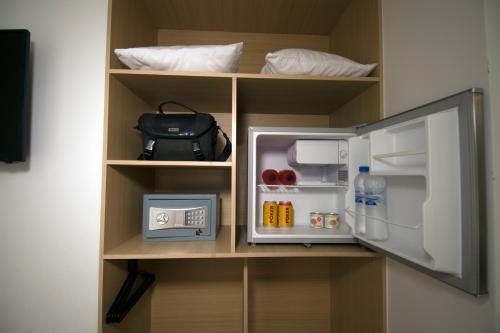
[257,183,347,193]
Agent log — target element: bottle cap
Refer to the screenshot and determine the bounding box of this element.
[365,200,377,206]
[359,166,369,173]
[279,201,292,205]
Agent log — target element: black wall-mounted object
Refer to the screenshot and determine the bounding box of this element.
[0,29,30,163]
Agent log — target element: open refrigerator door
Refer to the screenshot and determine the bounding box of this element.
[246,89,485,295]
[348,89,486,295]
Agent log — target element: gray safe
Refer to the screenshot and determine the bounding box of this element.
[142,193,219,242]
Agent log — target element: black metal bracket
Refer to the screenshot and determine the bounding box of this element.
[106,260,155,324]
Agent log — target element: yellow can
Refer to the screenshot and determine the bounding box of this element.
[278,201,294,227]
[263,201,278,227]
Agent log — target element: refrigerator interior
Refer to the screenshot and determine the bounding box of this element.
[253,132,355,240]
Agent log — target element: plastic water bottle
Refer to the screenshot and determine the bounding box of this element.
[364,175,388,241]
[354,166,370,234]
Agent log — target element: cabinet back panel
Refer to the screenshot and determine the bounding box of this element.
[107,76,153,160]
[329,0,382,77]
[101,260,152,333]
[150,259,244,333]
[110,73,233,114]
[248,258,331,333]
[103,167,154,252]
[108,0,157,69]
[330,257,386,333]
[145,0,349,35]
[157,29,330,74]
[329,83,381,127]
[237,77,378,114]
[155,168,232,226]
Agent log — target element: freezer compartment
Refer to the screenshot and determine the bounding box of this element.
[256,134,349,186]
[287,139,349,166]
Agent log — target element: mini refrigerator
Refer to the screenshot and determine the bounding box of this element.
[247,89,486,295]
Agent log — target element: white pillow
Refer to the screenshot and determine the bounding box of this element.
[114,42,243,73]
[261,48,376,77]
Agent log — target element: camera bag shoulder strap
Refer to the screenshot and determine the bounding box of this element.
[191,126,232,162]
[216,127,232,161]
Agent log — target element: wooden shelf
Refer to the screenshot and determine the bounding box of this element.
[236,227,379,258]
[237,72,379,82]
[106,160,232,168]
[109,68,235,78]
[104,226,233,259]
[237,74,378,114]
[110,69,379,82]
[110,69,379,115]
[103,226,379,259]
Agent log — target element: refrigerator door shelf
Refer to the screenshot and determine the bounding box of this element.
[349,109,461,276]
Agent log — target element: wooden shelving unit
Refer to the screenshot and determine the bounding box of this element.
[99,1,386,332]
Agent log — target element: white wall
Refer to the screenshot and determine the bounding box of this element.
[0,1,107,332]
[382,0,498,332]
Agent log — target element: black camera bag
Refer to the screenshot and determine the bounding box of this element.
[136,101,231,161]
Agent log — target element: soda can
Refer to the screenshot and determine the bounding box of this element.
[263,201,278,227]
[310,212,324,228]
[278,201,293,227]
[324,212,340,229]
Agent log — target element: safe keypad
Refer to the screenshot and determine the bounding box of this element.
[185,208,206,226]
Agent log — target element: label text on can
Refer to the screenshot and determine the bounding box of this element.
[263,201,278,227]
[278,201,293,227]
